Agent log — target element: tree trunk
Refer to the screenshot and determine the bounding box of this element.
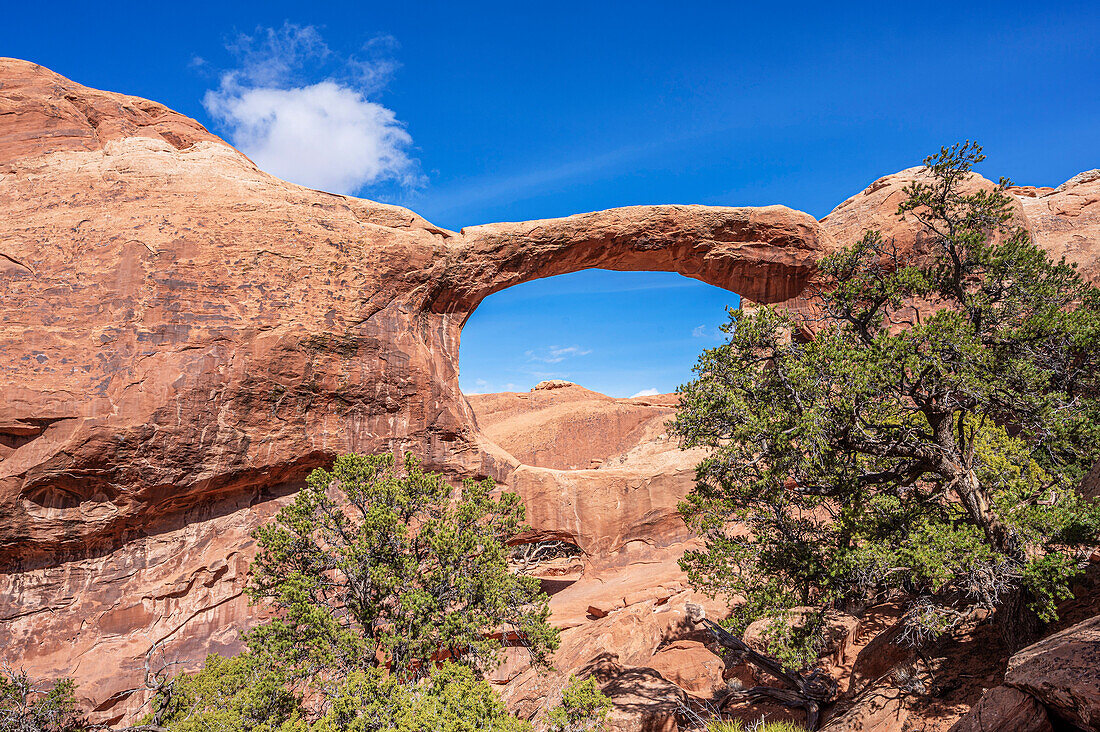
[952,468,1023,561]
[689,609,837,730]
[996,586,1043,652]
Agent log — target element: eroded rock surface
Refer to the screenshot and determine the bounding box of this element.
[1005,614,1100,730]
[948,686,1053,732]
[3,58,1100,730]
[0,58,832,722]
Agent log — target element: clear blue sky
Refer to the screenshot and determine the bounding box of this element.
[8,2,1098,396]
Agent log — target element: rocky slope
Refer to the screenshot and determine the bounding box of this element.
[1,58,1099,729]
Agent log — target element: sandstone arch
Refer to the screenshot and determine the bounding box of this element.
[433,204,833,318]
[0,58,836,558]
[4,58,1100,724]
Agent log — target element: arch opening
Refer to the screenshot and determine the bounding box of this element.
[458,269,739,400]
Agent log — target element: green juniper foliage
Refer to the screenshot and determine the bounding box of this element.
[0,670,85,732]
[152,452,557,731]
[147,654,301,732]
[546,675,612,732]
[247,452,558,679]
[154,655,530,732]
[674,142,1100,667]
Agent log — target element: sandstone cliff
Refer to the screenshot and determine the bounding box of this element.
[1,58,1098,729]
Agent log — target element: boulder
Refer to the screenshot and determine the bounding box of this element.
[647,640,727,697]
[1005,613,1100,730]
[585,654,685,732]
[948,685,1053,732]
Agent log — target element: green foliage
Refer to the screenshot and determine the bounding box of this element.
[154,452,554,732]
[546,675,612,732]
[306,663,530,732]
[247,452,557,679]
[152,654,301,732]
[674,142,1100,656]
[756,611,827,672]
[155,656,530,732]
[0,669,85,732]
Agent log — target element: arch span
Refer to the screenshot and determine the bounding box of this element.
[431,204,837,318]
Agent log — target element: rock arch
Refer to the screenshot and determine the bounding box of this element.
[0,59,839,559]
[431,204,833,319]
[4,59,1099,723]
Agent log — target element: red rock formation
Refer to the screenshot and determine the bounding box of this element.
[2,58,1100,730]
[948,686,1053,732]
[0,58,833,723]
[1004,614,1100,730]
[1014,169,1100,283]
[467,382,679,471]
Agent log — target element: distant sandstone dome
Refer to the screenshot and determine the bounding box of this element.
[532,379,577,390]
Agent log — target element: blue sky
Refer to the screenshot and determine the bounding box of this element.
[7,2,1098,396]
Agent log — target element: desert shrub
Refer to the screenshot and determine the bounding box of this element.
[0,669,85,732]
[153,452,555,732]
[546,675,612,732]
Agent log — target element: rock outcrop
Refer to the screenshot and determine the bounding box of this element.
[466,383,681,472]
[0,57,831,722]
[948,686,1053,732]
[1004,614,1100,730]
[2,58,1100,730]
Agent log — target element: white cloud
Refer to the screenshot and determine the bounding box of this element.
[692,324,708,338]
[525,345,592,364]
[202,24,422,195]
[630,388,661,398]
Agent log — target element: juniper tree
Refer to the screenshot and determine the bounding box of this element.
[247,452,558,680]
[152,453,558,731]
[673,143,1100,727]
[0,670,85,732]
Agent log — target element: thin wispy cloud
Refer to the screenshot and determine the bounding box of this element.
[525,345,592,364]
[630,388,661,398]
[463,378,521,395]
[692,324,725,340]
[202,24,423,195]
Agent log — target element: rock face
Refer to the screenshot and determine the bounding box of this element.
[1013,169,1100,283]
[1004,614,1100,730]
[2,58,1100,730]
[466,383,680,471]
[0,58,831,722]
[948,686,1053,732]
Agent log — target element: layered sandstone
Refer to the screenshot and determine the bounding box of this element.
[2,58,1100,730]
[0,58,831,722]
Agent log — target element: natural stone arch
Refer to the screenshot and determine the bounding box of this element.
[430,204,836,320]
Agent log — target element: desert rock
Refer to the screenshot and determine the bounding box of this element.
[1005,613,1100,730]
[3,57,1100,729]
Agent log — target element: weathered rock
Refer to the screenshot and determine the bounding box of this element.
[0,58,836,717]
[0,486,288,722]
[1014,169,1100,284]
[948,685,1053,732]
[0,57,829,556]
[466,384,683,471]
[1005,613,1100,730]
[647,640,727,698]
[585,654,686,732]
[824,613,1018,732]
[3,57,1100,729]
[820,167,1026,265]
